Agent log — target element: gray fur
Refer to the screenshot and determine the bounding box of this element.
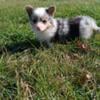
[26,6,100,47]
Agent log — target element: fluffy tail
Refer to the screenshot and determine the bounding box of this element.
[93,25,100,33]
[96,27,100,33]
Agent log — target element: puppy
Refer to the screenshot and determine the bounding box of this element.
[25,5,100,47]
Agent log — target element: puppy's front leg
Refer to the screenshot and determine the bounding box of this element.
[46,40,53,48]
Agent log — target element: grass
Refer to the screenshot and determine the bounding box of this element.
[0,0,100,99]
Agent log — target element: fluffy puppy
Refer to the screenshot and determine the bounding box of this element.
[25,5,100,47]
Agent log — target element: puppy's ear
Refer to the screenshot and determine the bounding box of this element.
[25,5,33,16]
[46,6,56,16]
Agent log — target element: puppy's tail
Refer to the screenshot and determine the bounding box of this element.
[93,25,100,33]
[96,27,100,33]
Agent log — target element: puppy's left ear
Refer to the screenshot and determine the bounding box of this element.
[25,5,33,17]
[46,6,56,16]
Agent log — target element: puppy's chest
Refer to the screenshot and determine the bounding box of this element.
[36,30,54,41]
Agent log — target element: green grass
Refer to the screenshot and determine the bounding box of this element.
[0,0,100,99]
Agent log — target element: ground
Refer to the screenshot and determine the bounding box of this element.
[0,0,100,100]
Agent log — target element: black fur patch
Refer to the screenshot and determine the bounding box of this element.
[52,17,82,42]
[67,17,82,40]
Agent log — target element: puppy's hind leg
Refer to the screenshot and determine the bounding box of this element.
[80,17,100,39]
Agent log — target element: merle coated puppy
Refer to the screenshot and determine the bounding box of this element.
[25,5,100,47]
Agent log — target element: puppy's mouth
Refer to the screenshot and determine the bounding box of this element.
[35,25,51,32]
[32,22,52,32]
[36,27,47,32]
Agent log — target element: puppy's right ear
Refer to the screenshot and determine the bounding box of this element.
[25,5,33,16]
[46,6,56,16]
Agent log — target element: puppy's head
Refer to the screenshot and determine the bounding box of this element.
[25,5,56,32]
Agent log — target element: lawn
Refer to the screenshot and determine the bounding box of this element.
[0,0,100,100]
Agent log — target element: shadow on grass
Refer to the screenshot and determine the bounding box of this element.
[0,39,41,54]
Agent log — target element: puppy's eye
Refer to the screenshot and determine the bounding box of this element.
[42,20,47,24]
[32,19,37,24]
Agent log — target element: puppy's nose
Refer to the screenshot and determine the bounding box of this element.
[36,22,46,31]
